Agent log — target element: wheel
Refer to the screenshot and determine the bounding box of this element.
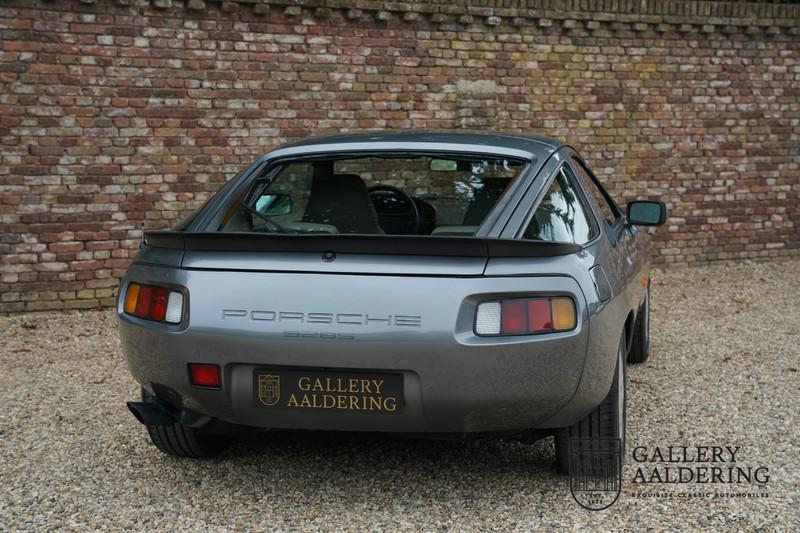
[627,281,650,364]
[554,335,627,474]
[141,389,229,458]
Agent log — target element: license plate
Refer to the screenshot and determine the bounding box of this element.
[253,368,403,414]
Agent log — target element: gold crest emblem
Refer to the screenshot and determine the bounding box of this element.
[258,374,280,406]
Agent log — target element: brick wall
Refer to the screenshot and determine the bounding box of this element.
[1,0,799,312]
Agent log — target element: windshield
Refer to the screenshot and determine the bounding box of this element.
[220,154,526,236]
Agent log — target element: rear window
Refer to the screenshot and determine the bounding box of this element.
[220,154,525,236]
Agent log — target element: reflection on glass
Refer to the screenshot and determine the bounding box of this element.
[524,167,595,245]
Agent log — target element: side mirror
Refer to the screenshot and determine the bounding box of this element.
[626,200,666,226]
[256,193,293,216]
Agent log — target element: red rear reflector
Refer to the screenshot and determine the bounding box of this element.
[527,299,553,333]
[189,363,221,389]
[501,299,527,335]
[134,285,153,317]
[150,288,169,321]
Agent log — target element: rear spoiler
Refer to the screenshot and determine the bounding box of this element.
[143,231,581,258]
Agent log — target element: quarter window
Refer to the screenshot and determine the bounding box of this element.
[523,166,598,245]
[572,158,619,226]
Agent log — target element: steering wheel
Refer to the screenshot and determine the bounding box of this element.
[368,184,420,235]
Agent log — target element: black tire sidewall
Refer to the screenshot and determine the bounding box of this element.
[642,283,650,355]
[555,336,627,472]
[627,284,651,364]
[140,388,227,458]
[612,339,627,456]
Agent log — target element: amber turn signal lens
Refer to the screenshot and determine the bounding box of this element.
[551,297,576,331]
[123,283,140,314]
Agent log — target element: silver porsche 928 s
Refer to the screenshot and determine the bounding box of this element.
[120,131,666,472]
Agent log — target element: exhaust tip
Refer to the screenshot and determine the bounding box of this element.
[127,401,176,426]
[127,402,147,425]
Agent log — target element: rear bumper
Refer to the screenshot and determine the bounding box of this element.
[120,312,609,435]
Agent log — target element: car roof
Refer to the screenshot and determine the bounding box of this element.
[269,130,564,161]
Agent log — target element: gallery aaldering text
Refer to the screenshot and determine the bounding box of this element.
[631,446,770,484]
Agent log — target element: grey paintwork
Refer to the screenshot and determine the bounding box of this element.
[118,131,651,435]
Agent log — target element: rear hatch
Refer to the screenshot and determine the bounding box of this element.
[139,231,585,364]
[139,231,586,375]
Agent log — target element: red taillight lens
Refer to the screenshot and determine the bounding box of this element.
[150,288,169,321]
[189,363,221,389]
[123,282,184,324]
[134,285,154,317]
[475,297,576,336]
[527,298,553,333]
[501,299,527,335]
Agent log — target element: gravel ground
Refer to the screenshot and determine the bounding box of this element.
[1,260,798,531]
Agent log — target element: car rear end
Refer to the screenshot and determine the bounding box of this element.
[119,143,606,446]
[120,241,591,435]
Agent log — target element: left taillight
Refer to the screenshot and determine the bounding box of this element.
[123,282,184,324]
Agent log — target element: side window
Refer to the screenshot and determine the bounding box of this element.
[523,165,598,244]
[571,158,620,226]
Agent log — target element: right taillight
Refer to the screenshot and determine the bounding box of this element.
[475,297,576,336]
[123,282,184,324]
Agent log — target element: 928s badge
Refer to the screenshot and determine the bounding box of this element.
[258,374,280,406]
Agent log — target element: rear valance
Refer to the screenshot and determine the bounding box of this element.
[143,231,581,258]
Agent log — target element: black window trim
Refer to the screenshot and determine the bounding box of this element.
[568,154,628,245]
[192,158,272,231]
[571,156,624,223]
[516,160,602,247]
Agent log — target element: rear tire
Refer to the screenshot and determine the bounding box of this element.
[627,282,650,364]
[554,336,627,474]
[141,390,228,458]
